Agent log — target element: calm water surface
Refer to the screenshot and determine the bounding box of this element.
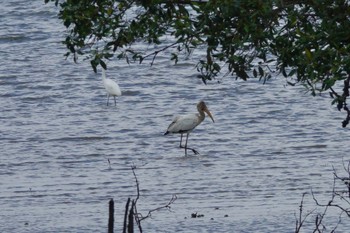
[1,1,349,232]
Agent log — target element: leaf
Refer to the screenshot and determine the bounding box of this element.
[104,53,114,59]
[100,60,107,70]
[288,69,297,77]
[253,69,257,78]
[171,53,178,64]
[91,60,97,73]
[282,68,287,77]
[197,75,207,85]
[305,48,312,60]
[213,63,221,72]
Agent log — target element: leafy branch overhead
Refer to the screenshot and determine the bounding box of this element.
[45,0,350,127]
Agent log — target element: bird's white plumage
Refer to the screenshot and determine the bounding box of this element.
[102,68,121,96]
[164,101,214,155]
[166,113,201,134]
[103,78,121,96]
[102,68,121,106]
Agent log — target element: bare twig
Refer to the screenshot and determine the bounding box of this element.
[138,194,177,222]
[295,192,316,233]
[311,189,329,232]
[127,165,177,233]
[296,161,350,232]
[142,42,179,66]
[131,165,140,203]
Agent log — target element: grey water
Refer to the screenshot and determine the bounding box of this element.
[1,1,349,232]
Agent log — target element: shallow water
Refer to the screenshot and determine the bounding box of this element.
[1,1,349,232]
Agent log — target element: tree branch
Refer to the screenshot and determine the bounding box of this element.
[295,192,315,233]
[138,194,177,222]
[142,42,179,66]
[129,165,177,232]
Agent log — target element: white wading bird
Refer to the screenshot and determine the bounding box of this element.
[102,68,121,106]
[164,101,214,156]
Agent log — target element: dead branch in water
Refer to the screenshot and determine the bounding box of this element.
[115,165,177,233]
[295,160,350,232]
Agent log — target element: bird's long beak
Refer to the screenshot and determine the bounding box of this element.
[204,109,215,123]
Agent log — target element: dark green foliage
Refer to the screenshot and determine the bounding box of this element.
[45,0,350,127]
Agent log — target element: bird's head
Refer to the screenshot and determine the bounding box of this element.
[198,101,214,123]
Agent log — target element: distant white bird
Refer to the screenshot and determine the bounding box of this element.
[164,101,214,156]
[102,68,121,106]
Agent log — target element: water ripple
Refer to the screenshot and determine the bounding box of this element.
[0,1,349,233]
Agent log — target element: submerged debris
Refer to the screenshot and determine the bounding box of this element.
[191,212,205,218]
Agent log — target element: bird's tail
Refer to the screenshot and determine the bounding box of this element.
[164,131,169,135]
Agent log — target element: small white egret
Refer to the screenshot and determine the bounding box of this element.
[102,68,121,106]
[164,101,214,156]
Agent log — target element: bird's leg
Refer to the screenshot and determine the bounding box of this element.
[179,134,183,148]
[114,96,117,106]
[180,133,199,155]
[184,133,189,156]
[107,94,110,106]
[179,134,188,156]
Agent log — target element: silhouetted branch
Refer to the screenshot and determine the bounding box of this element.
[328,75,350,127]
[295,160,350,232]
[121,165,177,233]
[342,76,350,127]
[138,194,177,222]
[108,199,114,233]
[333,161,350,201]
[141,42,178,66]
[123,198,131,233]
[128,200,135,233]
[295,192,315,233]
[131,165,140,203]
[311,188,332,232]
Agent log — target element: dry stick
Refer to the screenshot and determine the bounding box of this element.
[132,166,140,203]
[333,163,350,200]
[133,200,143,233]
[295,162,350,232]
[310,175,347,232]
[295,192,315,233]
[131,165,143,233]
[138,194,177,222]
[130,165,177,232]
[141,42,178,66]
[128,200,135,233]
[346,161,350,200]
[295,193,304,232]
[331,163,350,217]
[123,198,131,233]
[108,199,114,233]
